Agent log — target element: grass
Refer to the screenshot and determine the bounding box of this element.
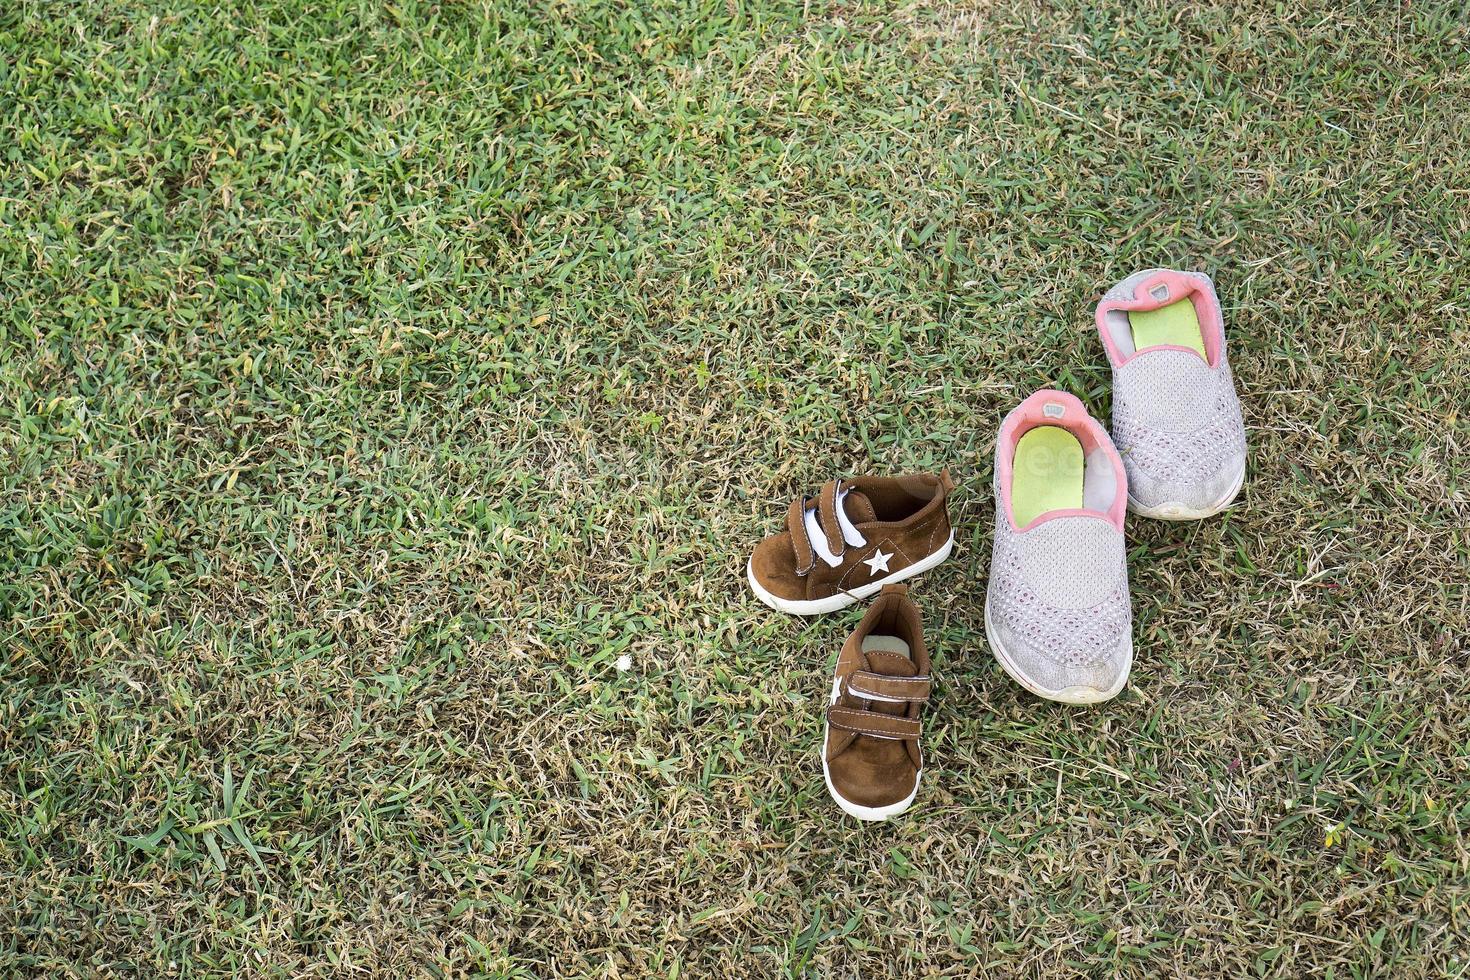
[2,0,1468,975]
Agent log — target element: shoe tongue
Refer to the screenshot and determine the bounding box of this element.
[843,490,876,525]
[863,647,916,676]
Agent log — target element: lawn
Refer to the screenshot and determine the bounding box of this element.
[3,0,1468,975]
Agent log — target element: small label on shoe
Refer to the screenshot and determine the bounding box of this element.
[1043,402,1065,419]
[1149,283,1170,301]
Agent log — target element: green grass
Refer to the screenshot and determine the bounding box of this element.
[3,0,1469,975]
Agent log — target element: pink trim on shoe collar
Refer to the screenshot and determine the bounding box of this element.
[1094,269,1224,368]
[996,389,1128,533]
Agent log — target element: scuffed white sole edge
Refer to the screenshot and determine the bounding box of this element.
[983,598,1131,705]
[747,531,956,616]
[1127,461,1245,521]
[821,676,920,821]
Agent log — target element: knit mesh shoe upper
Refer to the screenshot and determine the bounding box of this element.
[1112,351,1246,506]
[1095,269,1247,517]
[988,516,1130,671]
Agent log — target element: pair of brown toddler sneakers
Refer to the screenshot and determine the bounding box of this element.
[747,472,955,821]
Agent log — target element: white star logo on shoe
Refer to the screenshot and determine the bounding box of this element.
[864,548,893,577]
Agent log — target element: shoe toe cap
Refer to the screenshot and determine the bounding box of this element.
[1126,449,1244,514]
[991,617,1131,703]
[749,533,805,602]
[826,750,919,810]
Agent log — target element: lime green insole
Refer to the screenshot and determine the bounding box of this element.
[1128,298,1206,358]
[1011,426,1084,526]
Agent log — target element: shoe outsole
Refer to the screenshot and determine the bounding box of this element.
[747,531,956,616]
[983,599,1131,705]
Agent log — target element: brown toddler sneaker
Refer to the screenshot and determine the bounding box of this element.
[747,471,955,615]
[823,584,931,820]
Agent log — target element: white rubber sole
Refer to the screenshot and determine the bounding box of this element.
[820,673,920,821]
[983,599,1131,705]
[747,531,956,616]
[1127,461,1245,521]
